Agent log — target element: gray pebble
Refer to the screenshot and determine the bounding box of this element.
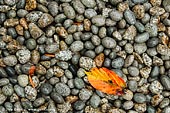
[70,41,84,52]
[40,83,53,95]
[7,10,16,18]
[134,43,147,54]
[147,106,156,113]
[33,97,45,107]
[81,0,96,8]
[3,55,17,66]
[128,66,139,76]
[4,0,16,6]
[135,32,149,43]
[124,55,134,67]
[51,92,64,104]
[134,93,146,103]
[0,93,7,105]
[7,27,17,38]
[79,56,95,70]
[48,2,58,16]
[25,86,37,101]
[73,100,85,110]
[84,9,97,19]
[2,84,14,96]
[55,83,71,96]
[109,51,117,59]
[162,106,170,113]
[123,101,134,110]
[135,21,145,33]
[110,9,123,21]
[0,13,6,24]
[73,0,85,14]
[161,76,170,90]
[60,0,72,2]
[16,0,25,9]
[145,23,158,37]
[141,13,150,24]
[4,102,13,112]
[132,0,147,4]
[54,14,66,23]
[89,94,101,108]
[14,85,25,97]
[128,80,137,92]
[17,9,28,17]
[0,78,9,86]
[125,43,134,54]
[124,9,136,25]
[151,66,159,77]
[63,5,76,19]
[26,11,43,23]
[74,78,85,89]
[85,50,96,59]
[91,25,99,34]
[111,57,124,69]
[160,98,170,108]
[102,37,116,49]
[79,88,92,100]
[103,58,111,67]
[17,74,28,87]
[26,38,36,50]
[92,15,105,26]
[147,48,157,56]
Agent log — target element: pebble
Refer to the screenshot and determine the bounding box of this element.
[74,78,85,89]
[135,32,149,43]
[73,100,85,111]
[25,86,37,101]
[26,11,43,22]
[123,101,134,110]
[151,94,164,106]
[122,90,133,100]
[25,0,37,11]
[63,5,76,19]
[2,84,14,96]
[159,98,170,108]
[16,49,31,64]
[26,38,36,50]
[79,88,92,100]
[70,41,84,52]
[109,9,123,21]
[134,93,146,103]
[162,106,170,113]
[128,80,138,92]
[145,23,158,37]
[3,55,17,66]
[84,9,97,19]
[33,97,45,107]
[102,37,116,49]
[147,37,159,47]
[134,43,147,54]
[55,50,72,61]
[134,103,147,112]
[161,76,170,90]
[123,25,137,40]
[55,83,70,96]
[151,66,159,77]
[89,94,101,108]
[38,13,54,28]
[149,80,163,94]
[28,23,43,39]
[17,74,28,87]
[48,1,58,16]
[51,92,64,104]
[91,15,105,26]
[40,83,53,95]
[124,9,136,25]
[79,57,95,70]
[94,53,105,67]
[14,85,25,97]
[128,66,139,76]
[111,57,124,69]
[142,53,152,66]
[0,93,7,105]
[57,102,71,113]
[157,44,170,56]
[81,0,96,8]
[0,78,9,86]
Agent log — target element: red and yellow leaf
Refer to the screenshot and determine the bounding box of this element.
[85,67,126,95]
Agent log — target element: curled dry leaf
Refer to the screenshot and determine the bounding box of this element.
[85,67,126,95]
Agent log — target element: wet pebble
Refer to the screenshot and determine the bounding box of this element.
[0,93,7,105]
[2,84,14,96]
[55,83,71,96]
[17,74,28,87]
[0,78,9,86]
[89,94,101,108]
[124,9,136,25]
[73,100,85,110]
[3,55,17,66]
[134,93,146,103]
[161,76,170,90]
[102,37,116,49]
[14,85,25,97]
[79,88,92,100]
[111,57,124,69]
[74,78,85,89]
[40,83,53,95]
[16,49,31,64]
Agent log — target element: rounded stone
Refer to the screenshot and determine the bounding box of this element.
[14,85,25,97]
[48,1,58,16]
[123,101,134,110]
[84,9,97,19]
[3,55,17,66]
[91,15,105,27]
[81,0,96,8]
[26,38,36,50]
[70,41,84,52]
[128,66,139,76]
[128,80,138,92]
[134,43,147,54]
[2,84,14,96]
[161,76,170,90]
[135,32,149,43]
[79,88,92,100]
[147,37,159,47]
[55,83,71,96]
[89,94,101,108]
[17,74,28,87]
[134,93,146,103]
[0,78,9,86]
[16,49,31,64]
[33,97,45,107]
[74,78,85,89]
[110,9,123,21]
[111,57,124,69]
[124,9,136,25]
[40,83,53,95]
[73,100,85,110]
[63,5,76,19]
[102,37,116,49]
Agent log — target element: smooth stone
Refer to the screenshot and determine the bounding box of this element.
[33,97,45,107]
[102,37,116,49]
[133,93,146,103]
[0,93,7,105]
[128,66,139,76]
[74,78,85,89]
[111,57,124,69]
[124,9,136,25]
[73,100,85,110]
[70,41,84,52]
[79,88,92,100]
[40,83,53,95]
[0,78,9,86]
[89,94,101,108]
[81,0,96,8]
[14,85,25,97]
[2,84,14,96]
[63,5,76,19]
[17,74,28,87]
[128,80,137,92]
[161,76,170,90]
[91,15,105,26]
[3,55,17,66]
[55,83,71,96]
[135,32,149,43]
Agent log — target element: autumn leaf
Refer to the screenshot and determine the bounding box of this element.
[85,67,126,95]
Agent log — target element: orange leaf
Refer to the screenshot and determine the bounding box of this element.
[29,66,36,76]
[85,67,126,95]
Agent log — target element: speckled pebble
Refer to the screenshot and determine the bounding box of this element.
[16,49,31,64]
[2,84,14,96]
[79,57,96,70]
[89,94,101,108]
[74,78,85,89]
[0,78,9,86]
[149,80,163,94]
[134,93,146,103]
[111,57,124,69]
[17,74,28,87]
[3,55,17,66]
[0,93,7,105]
[14,85,25,97]
[40,83,53,95]
[79,88,92,100]
[161,76,170,90]
[25,86,37,101]
[55,83,71,96]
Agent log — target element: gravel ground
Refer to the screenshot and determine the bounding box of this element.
[0,0,170,113]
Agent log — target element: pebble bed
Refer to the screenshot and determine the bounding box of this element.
[0,0,170,113]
